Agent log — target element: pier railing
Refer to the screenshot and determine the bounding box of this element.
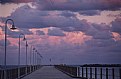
[55,65,121,79]
[0,65,42,79]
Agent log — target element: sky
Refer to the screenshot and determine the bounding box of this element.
[0,0,121,65]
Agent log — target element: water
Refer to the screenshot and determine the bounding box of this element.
[79,67,121,79]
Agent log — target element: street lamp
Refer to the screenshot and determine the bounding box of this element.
[25,40,28,75]
[32,48,35,71]
[30,45,34,72]
[35,50,37,67]
[37,52,43,66]
[18,33,26,79]
[4,19,17,79]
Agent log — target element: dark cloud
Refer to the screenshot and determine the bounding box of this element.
[90,23,113,39]
[0,0,34,4]
[36,0,121,11]
[59,11,76,17]
[47,27,66,36]
[79,10,101,16]
[1,5,90,32]
[111,18,121,34]
[0,0,121,64]
[36,30,45,35]
[109,40,121,52]
[93,31,113,39]
[84,23,113,40]
[85,39,116,47]
[5,5,50,28]
[1,25,33,38]
[20,29,33,35]
[0,39,11,46]
[92,23,110,31]
[1,0,121,11]
[1,4,114,40]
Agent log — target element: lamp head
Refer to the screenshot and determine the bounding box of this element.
[10,24,17,30]
[26,43,28,47]
[23,36,26,41]
[33,48,35,50]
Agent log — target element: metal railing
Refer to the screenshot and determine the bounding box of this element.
[0,65,42,79]
[55,65,78,77]
[55,65,121,79]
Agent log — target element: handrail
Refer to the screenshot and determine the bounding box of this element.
[0,65,42,79]
[55,65,121,79]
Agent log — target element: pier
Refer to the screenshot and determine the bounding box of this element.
[0,65,121,79]
[21,66,78,79]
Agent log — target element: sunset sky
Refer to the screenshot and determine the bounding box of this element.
[0,0,121,65]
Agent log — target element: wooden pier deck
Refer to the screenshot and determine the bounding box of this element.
[21,66,79,79]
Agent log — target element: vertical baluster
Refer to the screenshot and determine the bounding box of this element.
[82,67,84,78]
[100,68,102,79]
[120,68,121,79]
[112,68,115,79]
[86,67,88,78]
[77,67,80,77]
[95,67,97,79]
[90,67,92,79]
[106,68,108,79]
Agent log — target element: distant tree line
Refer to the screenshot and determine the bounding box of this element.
[82,64,121,67]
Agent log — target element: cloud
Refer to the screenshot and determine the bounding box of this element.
[36,30,45,35]
[47,27,66,36]
[4,5,50,28]
[1,0,121,11]
[20,29,33,35]
[0,0,34,4]
[79,10,101,16]
[1,25,33,38]
[1,0,121,64]
[84,23,113,40]
[90,23,113,39]
[1,5,91,32]
[0,39,11,46]
[93,31,113,39]
[35,0,121,11]
[111,18,121,34]
[85,38,116,47]
[59,11,76,17]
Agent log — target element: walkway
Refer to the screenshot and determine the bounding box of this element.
[22,66,78,79]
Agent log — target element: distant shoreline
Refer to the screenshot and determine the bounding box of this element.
[81,64,121,67]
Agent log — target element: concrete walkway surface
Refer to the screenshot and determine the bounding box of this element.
[22,66,79,79]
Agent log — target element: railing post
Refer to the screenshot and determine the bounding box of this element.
[1,70,3,79]
[119,68,121,79]
[77,67,80,77]
[106,68,108,79]
[95,67,97,79]
[112,68,114,79]
[100,68,102,79]
[86,67,88,78]
[82,67,84,78]
[90,67,92,79]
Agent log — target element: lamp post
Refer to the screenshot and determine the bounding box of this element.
[25,41,28,75]
[4,19,17,79]
[35,50,37,67]
[30,45,34,72]
[32,47,35,71]
[18,33,26,79]
[37,52,43,66]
